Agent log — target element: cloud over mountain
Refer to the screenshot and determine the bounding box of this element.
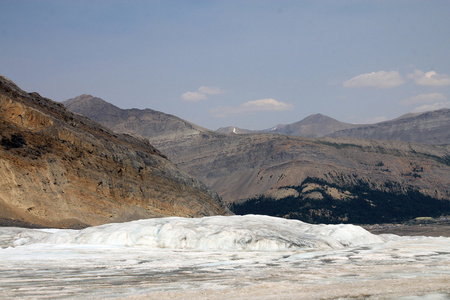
[401,92,449,113]
[182,86,224,102]
[401,93,447,105]
[407,70,450,87]
[210,98,293,117]
[413,102,450,113]
[343,71,405,89]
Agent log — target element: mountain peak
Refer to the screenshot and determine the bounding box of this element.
[66,94,112,106]
[270,113,356,138]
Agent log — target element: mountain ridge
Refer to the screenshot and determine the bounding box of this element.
[65,93,450,145]
[64,94,212,143]
[220,110,450,145]
[328,109,450,145]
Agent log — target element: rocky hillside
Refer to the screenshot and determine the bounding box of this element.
[328,109,450,145]
[0,76,229,228]
[162,133,450,202]
[267,113,357,138]
[64,96,450,224]
[161,133,450,223]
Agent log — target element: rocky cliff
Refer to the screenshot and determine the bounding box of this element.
[0,76,229,228]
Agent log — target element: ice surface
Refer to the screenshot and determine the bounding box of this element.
[36,215,383,250]
[0,215,449,299]
[0,227,52,248]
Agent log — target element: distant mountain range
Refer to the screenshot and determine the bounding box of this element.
[327,109,450,145]
[0,77,228,228]
[66,95,450,145]
[223,110,450,145]
[64,95,450,224]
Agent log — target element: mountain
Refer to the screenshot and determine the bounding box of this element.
[0,76,229,228]
[328,109,450,145]
[267,113,358,137]
[64,94,211,143]
[65,96,450,224]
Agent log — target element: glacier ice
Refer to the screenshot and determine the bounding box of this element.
[7,215,382,250]
[1,215,449,299]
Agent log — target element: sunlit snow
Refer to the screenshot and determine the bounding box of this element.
[0,215,449,299]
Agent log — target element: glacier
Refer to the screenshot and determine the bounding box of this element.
[37,215,384,250]
[0,215,449,299]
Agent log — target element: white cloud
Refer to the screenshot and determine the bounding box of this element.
[343,71,405,89]
[210,98,293,117]
[401,93,447,105]
[241,98,294,112]
[407,70,450,86]
[181,86,224,102]
[198,86,224,95]
[413,101,450,112]
[181,91,208,102]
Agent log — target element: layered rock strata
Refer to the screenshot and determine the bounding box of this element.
[0,75,228,228]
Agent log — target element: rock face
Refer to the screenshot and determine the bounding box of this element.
[64,95,450,224]
[328,109,450,145]
[0,76,229,228]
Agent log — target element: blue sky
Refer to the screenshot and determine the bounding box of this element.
[1,0,450,130]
